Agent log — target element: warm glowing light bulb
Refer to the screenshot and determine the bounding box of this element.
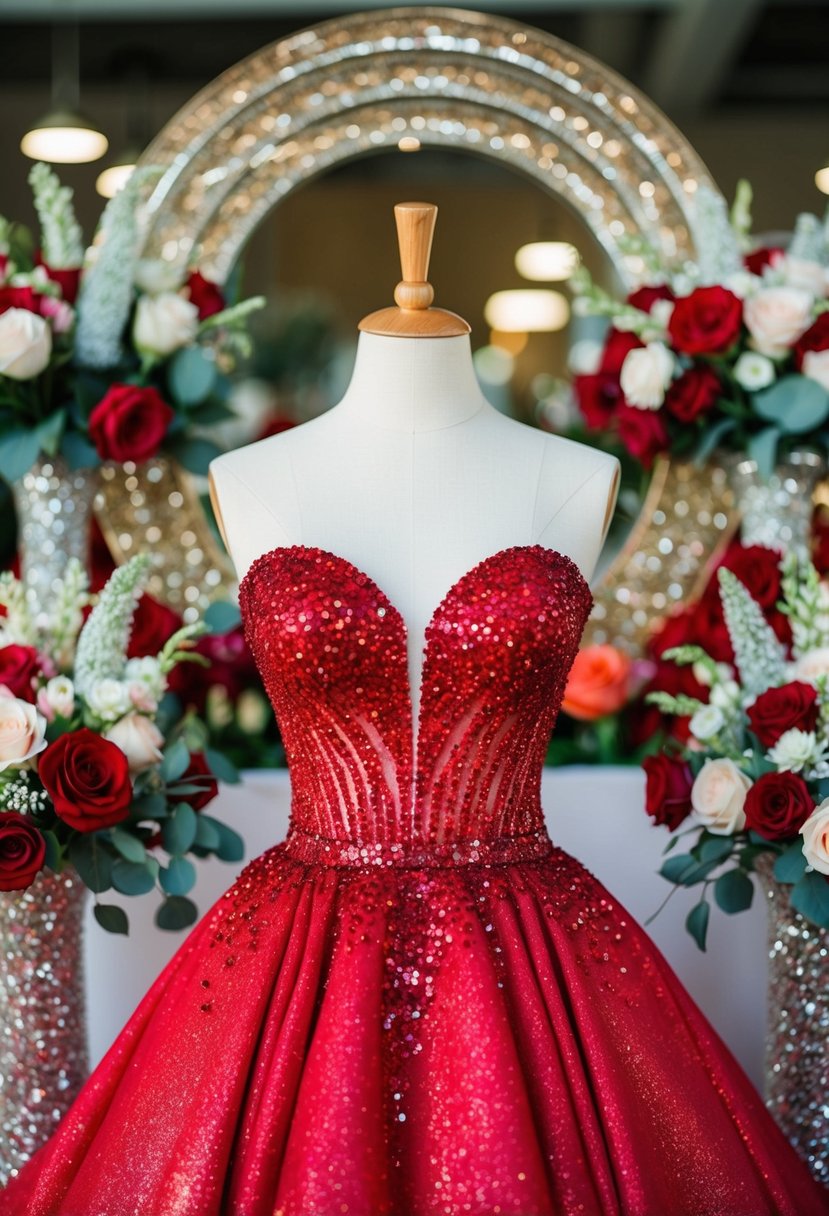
[514,241,579,281]
[96,161,136,198]
[815,165,829,196]
[484,289,569,333]
[21,111,108,164]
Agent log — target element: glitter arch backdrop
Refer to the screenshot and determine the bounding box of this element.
[95,4,738,644]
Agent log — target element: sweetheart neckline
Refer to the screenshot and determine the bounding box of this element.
[237,542,593,643]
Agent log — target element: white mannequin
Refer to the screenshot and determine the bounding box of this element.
[209,204,620,729]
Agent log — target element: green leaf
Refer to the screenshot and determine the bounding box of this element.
[131,791,168,820]
[698,834,735,864]
[167,436,223,476]
[159,855,196,896]
[686,899,710,951]
[773,841,809,884]
[93,903,129,935]
[714,868,754,914]
[35,409,66,457]
[203,600,241,634]
[109,827,147,863]
[68,835,113,893]
[0,428,41,482]
[660,853,697,884]
[754,374,829,435]
[60,429,99,470]
[155,894,198,930]
[790,869,829,928]
[168,345,217,407]
[693,417,736,466]
[194,814,221,850]
[41,829,62,871]
[161,802,198,855]
[111,858,157,896]
[161,739,190,783]
[746,425,780,481]
[203,816,245,862]
[203,746,241,785]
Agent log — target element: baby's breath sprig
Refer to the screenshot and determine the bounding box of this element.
[0,571,35,647]
[718,567,787,695]
[779,551,824,658]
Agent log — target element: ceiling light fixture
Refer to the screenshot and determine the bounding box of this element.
[21,21,107,164]
[484,289,570,333]
[514,241,579,281]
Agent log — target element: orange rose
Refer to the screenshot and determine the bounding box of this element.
[561,645,633,721]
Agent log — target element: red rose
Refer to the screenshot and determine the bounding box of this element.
[186,271,225,320]
[642,754,694,829]
[127,594,183,659]
[794,312,829,369]
[88,384,174,463]
[664,366,722,423]
[668,286,743,355]
[601,329,643,376]
[616,404,669,468]
[743,771,814,841]
[35,254,81,305]
[0,812,46,891]
[39,729,132,832]
[627,285,675,314]
[747,681,819,748]
[0,645,41,702]
[744,247,784,276]
[176,752,218,811]
[573,330,643,431]
[721,544,783,610]
[0,285,42,316]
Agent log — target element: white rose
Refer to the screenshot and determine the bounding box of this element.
[86,678,132,722]
[780,256,828,298]
[619,342,675,409]
[134,259,183,296]
[723,270,757,300]
[650,298,675,331]
[691,758,752,835]
[793,647,829,684]
[689,704,725,741]
[0,308,52,380]
[133,292,199,358]
[767,728,827,773]
[567,338,603,376]
[733,351,776,391]
[105,712,164,773]
[0,690,47,771]
[800,799,829,875]
[801,349,829,393]
[743,287,813,358]
[36,676,74,722]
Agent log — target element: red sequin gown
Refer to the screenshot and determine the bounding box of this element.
[1,544,825,1216]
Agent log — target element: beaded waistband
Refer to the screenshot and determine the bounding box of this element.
[282,824,555,868]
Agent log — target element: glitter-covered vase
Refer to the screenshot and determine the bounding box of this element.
[11,456,98,602]
[725,448,825,558]
[0,867,89,1185]
[758,856,829,1185]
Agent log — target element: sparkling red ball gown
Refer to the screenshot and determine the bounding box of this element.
[1,544,825,1216]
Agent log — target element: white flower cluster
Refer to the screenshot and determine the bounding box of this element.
[74,554,150,698]
[0,559,90,672]
[0,771,50,816]
[28,162,84,270]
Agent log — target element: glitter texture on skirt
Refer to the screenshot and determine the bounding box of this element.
[1,545,825,1215]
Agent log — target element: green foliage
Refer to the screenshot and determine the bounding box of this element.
[93,903,129,935]
[714,868,754,913]
[155,895,198,931]
[790,869,829,927]
[686,899,710,951]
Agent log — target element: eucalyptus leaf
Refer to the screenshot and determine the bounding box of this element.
[60,430,99,470]
[35,409,66,457]
[159,855,197,896]
[68,835,112,893]
[161,802,198,855]
[167,436,223,476]
[0,428,41,482]
[754,374,829,435]
[204,816,245,862]
[168,345,217,407]
[772,841,809,884]
[111,859,157,896]
[93,903,129,935]
[693,417,735,466]
[161,738,190,783]
[698,834,735,865]
[790,869,829,927]
[204,746,241,785]
[686,899,710,951]
[203,601,242,635]
[109,827,147,864]
[660,853,697,884]
[746,425,780,481]
[155,895,198,931]
[714,868,754,914]
[41,829,62,872]
[194,815,221,850]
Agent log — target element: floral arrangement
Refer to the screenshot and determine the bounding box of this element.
[642,550,829,949]
[551,643,655,765]
[0,162,263,482]
[0,554,243,933]
[572,182,829,473]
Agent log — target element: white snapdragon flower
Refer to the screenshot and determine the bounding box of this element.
[709,679,742,711]
[689,704,725,741]
[86,678,132,723]
[733,351,776,391]
[619,342,676,409]
[124,656,167,707]
[767,728,828,773]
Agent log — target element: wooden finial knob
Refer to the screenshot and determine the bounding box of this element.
[358,200,471,338]
[393,202,436,311]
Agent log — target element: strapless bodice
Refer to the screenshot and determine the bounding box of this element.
[239,544,593,860]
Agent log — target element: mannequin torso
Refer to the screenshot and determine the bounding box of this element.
[209,331,619,725]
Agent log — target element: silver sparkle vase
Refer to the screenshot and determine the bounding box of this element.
[725,448,825,558]
[757,855,829,1185]
[0,867,89,1185]
[11,456,98,602]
